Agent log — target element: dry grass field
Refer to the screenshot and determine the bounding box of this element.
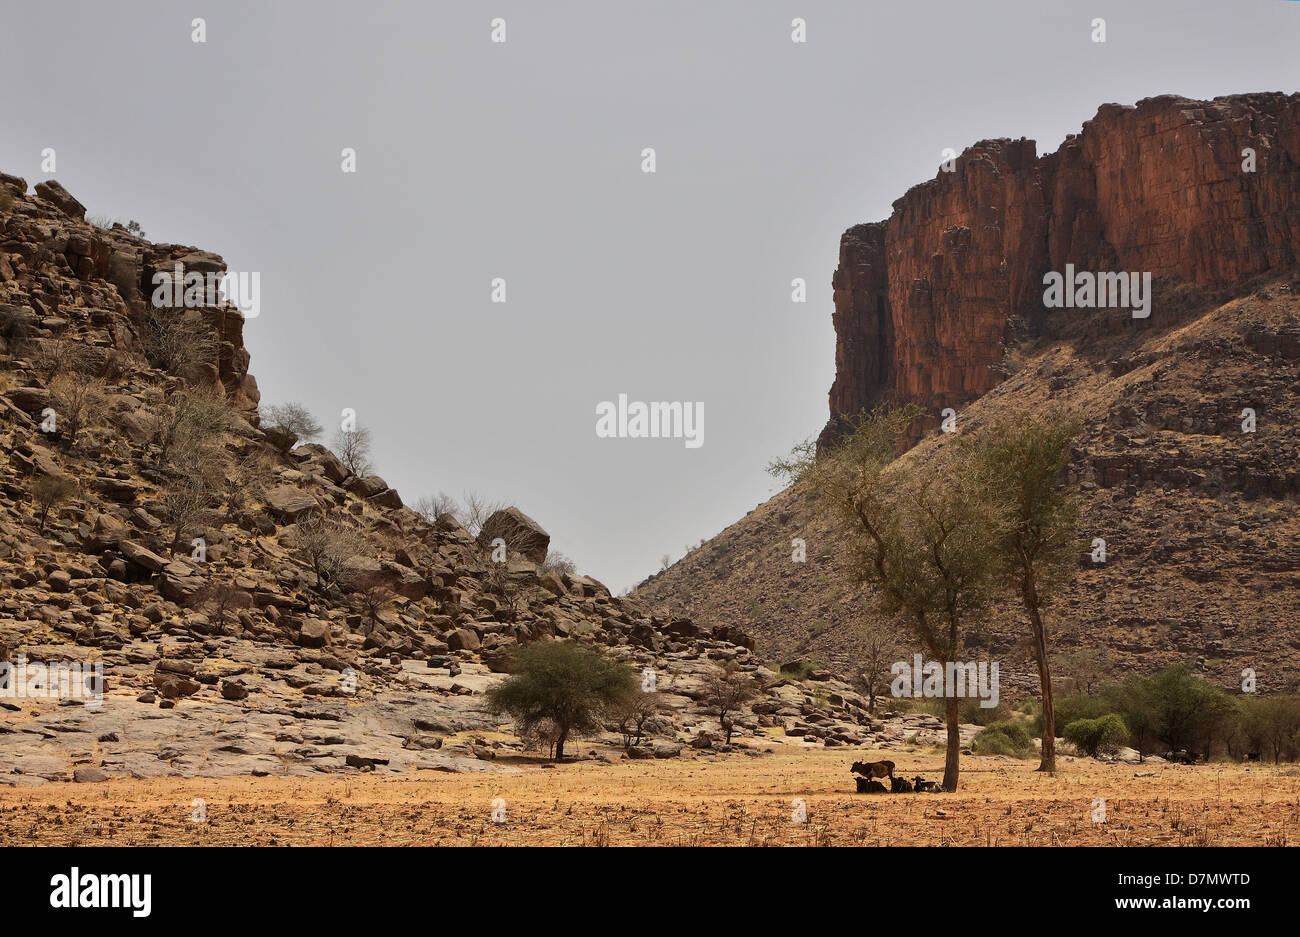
[2,749,1297,847]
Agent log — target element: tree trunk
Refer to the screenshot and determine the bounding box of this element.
[554,726,568,762]
[37,504,50,532]
[942,695,961,791]
[1029,605,1055,773]
[1022,572,1056,773]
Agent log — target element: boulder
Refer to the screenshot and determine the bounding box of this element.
[4,386,51,416]
[153,670,200,699]
[446,628,481,652]
[120,540,168,572]
[477,507,550,564]
[264,485,318,522]
[33,180,86,220]
[296,618,331,648]
[346,475,389,499]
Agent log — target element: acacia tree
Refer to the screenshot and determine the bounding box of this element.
[332,425,374,478]
[968,411,1082,773]
[613,691,665,750]
[47,371,107,450]
[486,641,637,761]
[346,573,395,634]
[31,474,78,532]
[413,492,459,526]
[770,407,1001,792]
[701,665,759,744]
[160,444,224,554]
[854,616,903,715]
[152,388,232,461]
[139,307,217,377]
[261,402,322,442]
[295,512,362,594]
[199,583,245,634]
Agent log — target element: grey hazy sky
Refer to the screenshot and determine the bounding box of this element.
[2,0,1296,591]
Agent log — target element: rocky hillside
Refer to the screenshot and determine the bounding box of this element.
[637,94,1300,695]
[0,171,906,784]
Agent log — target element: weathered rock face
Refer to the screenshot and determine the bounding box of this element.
[821,93,1300,447]
[5,167,845,784]
[0,173,260,417]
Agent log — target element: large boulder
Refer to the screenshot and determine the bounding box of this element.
[4,386,51,416]
[296,618,331,648]
[33,180,86,220]
[446,628,481,652]
[153,670,200,699]
[120,540,168,572]
[477,507,550,564]
[346,475,389,498]
[264,485,318,522]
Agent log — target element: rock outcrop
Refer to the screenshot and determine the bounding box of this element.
[821,93,1300,447]
[0,173,867,783]
[0,170,259,418]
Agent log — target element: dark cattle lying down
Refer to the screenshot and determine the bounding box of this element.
[850,759,895,780]
[855,777,889,794]
[911,776,941,793]
[890,775,913,793]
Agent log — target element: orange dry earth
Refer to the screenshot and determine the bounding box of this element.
[1,750,1296,847]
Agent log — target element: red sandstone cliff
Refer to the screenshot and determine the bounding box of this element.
[821,93,1300,447]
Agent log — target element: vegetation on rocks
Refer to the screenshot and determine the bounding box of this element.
[486,641,638,761]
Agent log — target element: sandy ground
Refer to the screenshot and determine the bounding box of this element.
[2,748,1298,846]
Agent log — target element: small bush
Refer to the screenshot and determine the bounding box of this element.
[1051,693,1117,737]
[779,660,819,681]
[139,307,217,377]
[541,550,576,577]
[960,698,1014,726]
[31,474,78,532]
[1064,714,1129,757]
[972,720,1034,757]
[261,401,322,444]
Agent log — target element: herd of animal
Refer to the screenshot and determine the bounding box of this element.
[849,760,943,794]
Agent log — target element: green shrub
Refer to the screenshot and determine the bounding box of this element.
[1063,713,1129,757]
[1017,697,1041,717]
[973,720,1034,757]
[485,641,637,761]
[779,660,819,681]
[1052,693,1117,736]
[960,698,1014,726]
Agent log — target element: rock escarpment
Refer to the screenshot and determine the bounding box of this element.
[822,93,1300,447]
